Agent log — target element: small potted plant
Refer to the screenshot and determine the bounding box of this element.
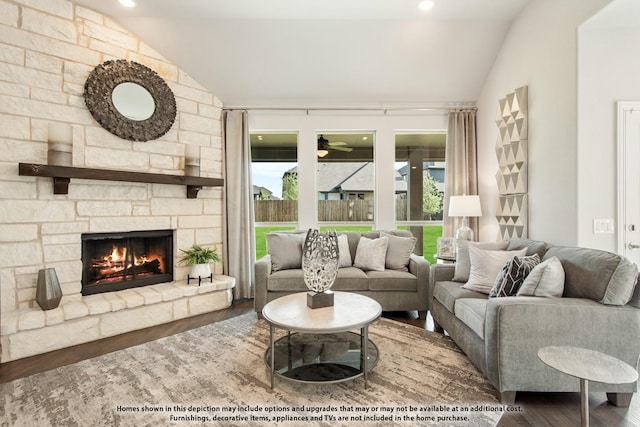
[178,244,221,279]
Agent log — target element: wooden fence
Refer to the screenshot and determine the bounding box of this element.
[254,199,440,222]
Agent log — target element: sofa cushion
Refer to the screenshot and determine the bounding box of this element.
[452,241,509,282]
[544,246,639,305]
[354,236,389,271]
[506,238,548,259]
[517,256,565,297]
[463,246,527,294]
[267,267,370,292]
[337,234,352,267]
[333,267,370,291]
[454,298,488,339]
[267,268,307,291]
[343,232,363,264]
[367,270,417,291]
[266,233,304,271]
[433,280,488,313]
[381,232,416,272]
[629,277,640,308]
[489,254,540,298]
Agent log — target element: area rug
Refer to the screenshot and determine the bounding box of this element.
[0,314,503,426]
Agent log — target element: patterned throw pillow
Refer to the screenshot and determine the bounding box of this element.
[489,254,541,298]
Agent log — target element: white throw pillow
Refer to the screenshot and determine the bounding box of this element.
[337,234,352,268]
[517,256,565,297]
[353,236,389,272]
[452,240,509,282]
[463,246,527,294]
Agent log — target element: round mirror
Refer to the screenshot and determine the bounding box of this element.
[111,82,155,121]
[84,60,176,141]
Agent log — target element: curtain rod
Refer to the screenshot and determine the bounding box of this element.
[222,106,477,114]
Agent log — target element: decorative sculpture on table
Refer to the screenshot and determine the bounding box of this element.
[302,229,339,308]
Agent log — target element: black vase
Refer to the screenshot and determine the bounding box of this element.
[36,268,63,310]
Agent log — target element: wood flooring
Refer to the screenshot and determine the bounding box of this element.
[1,299,638,426]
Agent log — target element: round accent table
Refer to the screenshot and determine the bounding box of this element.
[538,346,639,427]
[262,291,382,389]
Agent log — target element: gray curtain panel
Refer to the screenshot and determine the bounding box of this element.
[444,109,479,239]
[222,110,255,299]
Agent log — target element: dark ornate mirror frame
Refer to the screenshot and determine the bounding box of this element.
[84,60,177,142]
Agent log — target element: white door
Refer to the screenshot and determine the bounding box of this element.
[617,102,640,266]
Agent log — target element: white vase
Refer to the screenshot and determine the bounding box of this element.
[190,263,211,279]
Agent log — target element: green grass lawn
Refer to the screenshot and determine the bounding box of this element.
[254,225,442,261]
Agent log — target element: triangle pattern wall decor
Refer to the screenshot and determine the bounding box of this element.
[496,194,528,240]
[495,86,528,239]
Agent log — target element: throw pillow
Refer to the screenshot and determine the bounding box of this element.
[489,254,541,298]
[517,256,565,297]
[452,240,509,282]
[353,236,389,272]
[337,233,352,268]
[463,246,527,294]
[381,232,416,271]
[266,233,304,272]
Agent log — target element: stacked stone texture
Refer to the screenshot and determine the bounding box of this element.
[0,0,231,362]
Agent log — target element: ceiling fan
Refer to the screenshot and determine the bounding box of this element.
[317,135,353,157]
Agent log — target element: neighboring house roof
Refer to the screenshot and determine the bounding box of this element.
[287,163,409,194]
[316,163,370,192]
[252,185,277,199]
[394,170,407,193]
[397,162,445,183]
[334,163,373,192]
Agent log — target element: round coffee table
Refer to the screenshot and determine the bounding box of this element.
[538,346,639,427]
[262,291,382,389]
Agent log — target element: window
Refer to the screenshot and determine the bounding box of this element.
[317,132,374,231]
[395,132,446,260]
[250,132,298,259]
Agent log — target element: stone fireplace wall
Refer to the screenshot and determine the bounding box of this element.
[0,0,230,362]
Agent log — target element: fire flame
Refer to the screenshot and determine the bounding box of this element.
[103,245,150,270]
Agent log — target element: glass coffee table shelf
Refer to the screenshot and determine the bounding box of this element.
[264,331,379,383]
[262,291,382,389]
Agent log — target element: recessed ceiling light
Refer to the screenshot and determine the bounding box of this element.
[119,0,136,7]
[418,0,434,11]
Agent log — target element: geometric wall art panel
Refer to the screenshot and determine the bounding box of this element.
[496,194,528,240]
[495,86,528,239]
[495,86,528,195]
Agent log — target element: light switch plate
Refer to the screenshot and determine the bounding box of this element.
[593,218,615,234]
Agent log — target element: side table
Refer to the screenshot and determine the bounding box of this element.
[538,346,638,427]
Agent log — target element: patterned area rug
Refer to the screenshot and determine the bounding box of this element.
[0,313,503,426]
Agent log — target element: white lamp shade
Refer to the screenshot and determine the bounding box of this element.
[448,195,482,217]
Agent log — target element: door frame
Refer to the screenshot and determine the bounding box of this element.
[616,101,640,256]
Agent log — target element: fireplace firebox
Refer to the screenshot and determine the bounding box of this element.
[81,230,173,295]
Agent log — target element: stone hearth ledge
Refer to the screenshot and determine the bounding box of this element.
[0,275,235,363]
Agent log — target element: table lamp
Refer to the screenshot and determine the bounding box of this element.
[448,194,482,241]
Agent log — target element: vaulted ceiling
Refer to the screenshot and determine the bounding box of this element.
[72,0,531,108]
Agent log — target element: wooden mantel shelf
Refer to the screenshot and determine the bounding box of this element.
[18,163,224,198]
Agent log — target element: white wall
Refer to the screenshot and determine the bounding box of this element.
[577,23,640,251]
[249,111,448,231]
[475,0,610,245]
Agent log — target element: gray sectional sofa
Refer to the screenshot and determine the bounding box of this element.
[428,238,640,405]
[255,230,429,316]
